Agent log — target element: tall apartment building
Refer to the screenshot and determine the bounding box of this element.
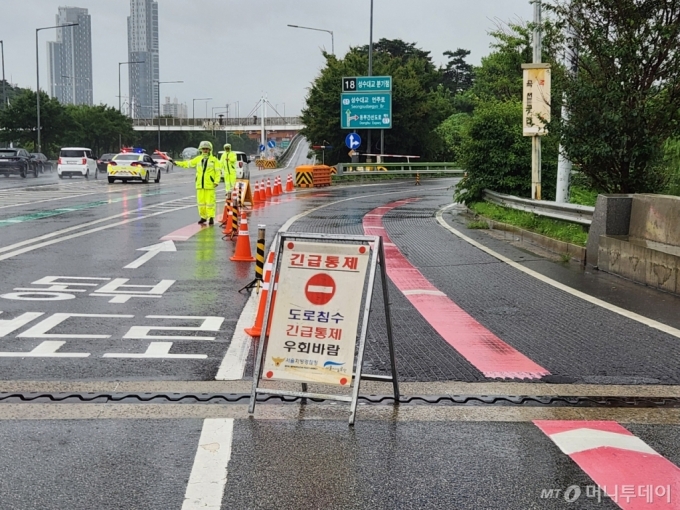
[47,7,93,106]
[161,97,187,118]
[127,0,159,119]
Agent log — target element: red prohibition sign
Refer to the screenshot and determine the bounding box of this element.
[305,273,336,305]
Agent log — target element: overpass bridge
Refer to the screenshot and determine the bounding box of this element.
[132,116,304,132]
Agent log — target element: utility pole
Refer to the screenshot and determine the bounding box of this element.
[556,24,576,203]
[261,95,266,150]
[366,0,374,162]
[531,0,542,200]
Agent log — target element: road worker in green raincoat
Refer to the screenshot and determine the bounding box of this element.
[176,140,221,225]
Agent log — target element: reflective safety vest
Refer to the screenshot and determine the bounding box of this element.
[220,150,237,187]
[177,154,221,189]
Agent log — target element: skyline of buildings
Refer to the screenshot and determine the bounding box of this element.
[47,6,93,106]
[127,0,159,119]
[161,96,187,118]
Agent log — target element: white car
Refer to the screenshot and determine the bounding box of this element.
[57,147,97,179]
[217,150,250,180]
[152,153,174,173]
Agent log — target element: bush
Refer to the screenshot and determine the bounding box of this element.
[454,99,557,203]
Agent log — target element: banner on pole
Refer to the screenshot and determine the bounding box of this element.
[521,64,551,136]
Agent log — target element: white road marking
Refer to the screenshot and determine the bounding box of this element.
[401,289,447,296]
[17,313,134,339]
[436,204,680,340]
[0,341,90,358]
[548,428,659,456]
[182,418,234,510]
[0,196,194,258]
[0,312,44,337]
[215,291,258,380]
[103,342,207,359]
[124,240,177,269]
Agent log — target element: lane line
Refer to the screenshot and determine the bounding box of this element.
[436,204,680,340]
[215,292,258,380]
[0,202,195,262]
[364,199,549,380]
[182,418,234,510]
[536,420,680,508]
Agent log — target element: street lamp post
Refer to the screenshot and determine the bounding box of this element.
[192,97,211,120]
[287,24,334,55]
[119,60,144,113]
[156,80,182,151]
[0,40,6,110]
[36,22,78,153]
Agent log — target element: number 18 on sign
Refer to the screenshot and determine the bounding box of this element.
[262,241,368,385]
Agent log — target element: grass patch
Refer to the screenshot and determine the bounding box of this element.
[469,201,589,246]
[467,220,489,229]
[569,185,598,206]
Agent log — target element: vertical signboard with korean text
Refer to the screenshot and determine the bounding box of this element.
[261,241,369,385]
[522,64,551,136]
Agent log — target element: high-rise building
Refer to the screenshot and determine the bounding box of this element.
[47,7,93,106]
[161,97,187,118]
[127,0,159,119]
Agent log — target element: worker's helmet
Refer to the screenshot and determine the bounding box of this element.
[198,140,212,153]
[224,143,232,150]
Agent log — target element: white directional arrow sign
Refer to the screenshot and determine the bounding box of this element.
[124,240,177,269]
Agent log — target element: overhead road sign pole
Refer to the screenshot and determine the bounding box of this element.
[248,232,399,426]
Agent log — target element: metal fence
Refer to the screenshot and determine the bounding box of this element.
[131,117,303,128]
[482,189,595,225]
[336,162,463,175]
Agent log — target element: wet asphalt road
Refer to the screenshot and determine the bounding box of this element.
[2,143,680,508]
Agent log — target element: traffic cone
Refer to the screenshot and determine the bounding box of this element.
[285,173,294,192]
[275,176,283,195]
[219,196,231,226]
[272,176,280,196]
[265,178,273,198]
[230,211,256,262]
[252,181,261,204]
[256,180,265,202]
[245,251,277,337]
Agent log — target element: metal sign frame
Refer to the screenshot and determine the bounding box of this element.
[249,232,399,425]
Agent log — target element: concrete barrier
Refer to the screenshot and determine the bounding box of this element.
[590,194,680,294]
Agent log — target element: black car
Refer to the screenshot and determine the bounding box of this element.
[97,153,116,173]
[30,152,51,173]
[0,148,38,178]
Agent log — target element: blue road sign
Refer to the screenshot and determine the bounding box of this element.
[259,144,265,152]
[341,92,392,129]
[345,133,362,150]
[267,140,276,149]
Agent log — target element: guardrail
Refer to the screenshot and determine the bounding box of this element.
[482,189,594,226]
[336,162,463,175]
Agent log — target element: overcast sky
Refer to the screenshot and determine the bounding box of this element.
[1,0,533,117]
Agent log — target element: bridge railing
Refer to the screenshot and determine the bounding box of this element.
[131,117,303,128]
[483,189,595,225]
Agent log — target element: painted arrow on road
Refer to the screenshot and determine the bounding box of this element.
[124,240,176,269]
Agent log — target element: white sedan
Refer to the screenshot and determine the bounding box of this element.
[152,154,174,173]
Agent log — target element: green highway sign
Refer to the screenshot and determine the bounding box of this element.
[342,76,392,92]
[341,92,392,129]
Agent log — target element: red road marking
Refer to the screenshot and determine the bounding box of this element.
[160,223,206,241]
[363,199,549,379]
[305,274,336,305]
[536,421,680,508]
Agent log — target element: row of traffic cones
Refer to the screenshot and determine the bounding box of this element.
[250,174,295,204]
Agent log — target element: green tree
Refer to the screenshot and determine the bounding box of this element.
[301,39,455,164]
[551,0,680,193]
[442,49,474,95]
[64,104,134,156]
[0,89,72,156]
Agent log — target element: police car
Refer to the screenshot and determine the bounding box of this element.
[107,148,161,184]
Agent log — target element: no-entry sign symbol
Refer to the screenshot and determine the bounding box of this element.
[305,273,336,305]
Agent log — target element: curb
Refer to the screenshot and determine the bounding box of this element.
[466,208,586,263]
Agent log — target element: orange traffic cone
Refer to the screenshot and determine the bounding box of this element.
[252,181,261,204]
[285,173,294,192]
[245,251,277,337]
[265,178,273,198]
[272,176,280,196]
[219,196,231,225]
[230,211,256,262]
[260,179,267,202]
[276,176,283,195]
